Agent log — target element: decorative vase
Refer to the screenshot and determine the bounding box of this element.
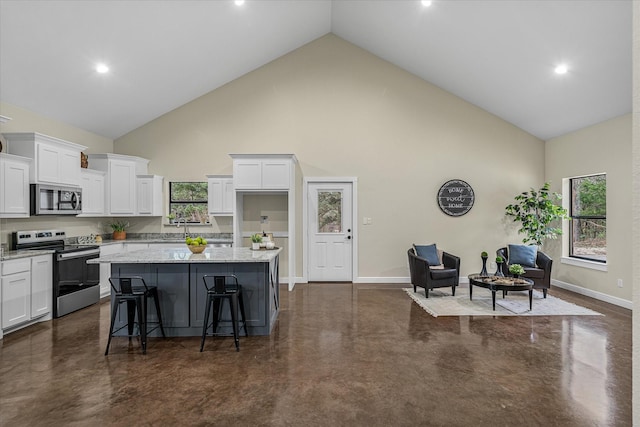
[252,242,260,250]
[495,262,504,277]
[480,256,488,276]
[112,231,126,240]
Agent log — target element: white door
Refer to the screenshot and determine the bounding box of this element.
[308,182,353,282]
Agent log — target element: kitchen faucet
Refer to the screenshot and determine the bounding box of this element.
[176,218,190,238]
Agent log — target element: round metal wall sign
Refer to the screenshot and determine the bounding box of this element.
[437,180,474,217]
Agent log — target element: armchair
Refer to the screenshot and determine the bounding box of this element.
[407,247,460,298]
[497,246,552,298]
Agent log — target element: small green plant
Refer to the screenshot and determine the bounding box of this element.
[509,264,525,276]
[167,213,176,220]
[496,256,504,263]
[108,220,129,232]
[481,251,488,258]
[251,233,263,243]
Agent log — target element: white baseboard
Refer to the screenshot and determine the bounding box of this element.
[282,275,631,309]
[551,279,632,310]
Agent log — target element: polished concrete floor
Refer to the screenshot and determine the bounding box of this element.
[0,284,632,426]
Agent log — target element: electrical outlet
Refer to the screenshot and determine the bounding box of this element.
[260,215,268,224]
[617,279,623,288]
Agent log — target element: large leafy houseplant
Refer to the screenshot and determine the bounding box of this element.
[505,182,569,246]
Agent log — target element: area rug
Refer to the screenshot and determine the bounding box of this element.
[404,286,603,317]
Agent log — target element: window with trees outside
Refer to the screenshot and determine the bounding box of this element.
[169,182,209,223]
[570,174,606,262]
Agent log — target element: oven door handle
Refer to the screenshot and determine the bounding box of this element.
[57,250,100,260]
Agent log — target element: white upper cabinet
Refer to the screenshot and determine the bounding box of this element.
[79,169,106,216]
[207,175,233,215]
[3,132,86,186]
[136,175,164,216]
[88,153,149,216]
[231,154,296,190]
[0,153,30,218]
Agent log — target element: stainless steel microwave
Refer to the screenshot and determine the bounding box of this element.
[30,184,82,215]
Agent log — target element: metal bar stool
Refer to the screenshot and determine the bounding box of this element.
[200,274,248,352]
[105,276,166,355]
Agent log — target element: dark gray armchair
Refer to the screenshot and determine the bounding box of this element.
[407,248,460,298]
[497,247,553,298]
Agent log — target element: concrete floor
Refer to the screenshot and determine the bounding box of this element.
[0,283,632,426]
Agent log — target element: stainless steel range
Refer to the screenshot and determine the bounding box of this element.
[11,230,101,318]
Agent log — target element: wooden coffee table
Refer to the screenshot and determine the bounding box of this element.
[468,274,534,311]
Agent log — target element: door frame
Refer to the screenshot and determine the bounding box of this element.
[303,177,358,283]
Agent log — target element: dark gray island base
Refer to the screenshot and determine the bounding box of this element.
[89,247,280,337]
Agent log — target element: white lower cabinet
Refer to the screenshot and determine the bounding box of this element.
[1,255,52,333]
[30,255,52,318]
[98,243,125,298]
[1,260,31,329]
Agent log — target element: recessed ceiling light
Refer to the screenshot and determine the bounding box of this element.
[421,0,432,6]
[96,63,109,74]
[554,64,568,75]
[234,0,245,5]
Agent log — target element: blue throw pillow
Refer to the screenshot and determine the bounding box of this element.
[413,243,441,266]
[508,244,537,267]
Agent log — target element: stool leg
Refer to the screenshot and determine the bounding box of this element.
[230,294,239,351]
[150,288,166,337]
[138,297,147,354]
[200,295,212,352]
[238,291,248,337]
[105,299,119,355]
[126,300,136,340]
[211,298,222,334]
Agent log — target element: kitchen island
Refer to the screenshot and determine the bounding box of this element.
[87,246,280,336]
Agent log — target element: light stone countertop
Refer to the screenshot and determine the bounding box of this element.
[87,246,282,264]
[1,249,55,262]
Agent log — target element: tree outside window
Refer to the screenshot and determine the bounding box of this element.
[570,174,606,262]
[169,182,209,223]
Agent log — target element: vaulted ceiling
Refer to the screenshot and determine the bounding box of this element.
[0,0,632,141]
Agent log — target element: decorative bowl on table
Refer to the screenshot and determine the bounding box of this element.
[187,244,207,254]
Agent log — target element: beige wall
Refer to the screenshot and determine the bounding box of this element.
[115,34,545,280]
[545,114,632,303]
[631,0,639,423]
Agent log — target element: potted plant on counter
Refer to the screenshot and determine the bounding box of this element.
[109,220,129,241]
[251,233,263,250]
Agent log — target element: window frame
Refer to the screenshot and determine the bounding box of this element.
[168,181,209,224]
[568,173,606,264]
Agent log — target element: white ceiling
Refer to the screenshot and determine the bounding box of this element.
[0,0,632,141]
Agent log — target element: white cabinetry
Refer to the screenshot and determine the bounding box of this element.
[230,154,297,291]
[0,255,53,332]
[3,132,86,186]
[232,156,292,190]
[88,153,150,216]
[136,175,164,216]
[98,243,124,298]
[0,153,30,218]
[30,255,52,318]
[207,175,233,215]
[1,259,31,329]
[79,169,106,215]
